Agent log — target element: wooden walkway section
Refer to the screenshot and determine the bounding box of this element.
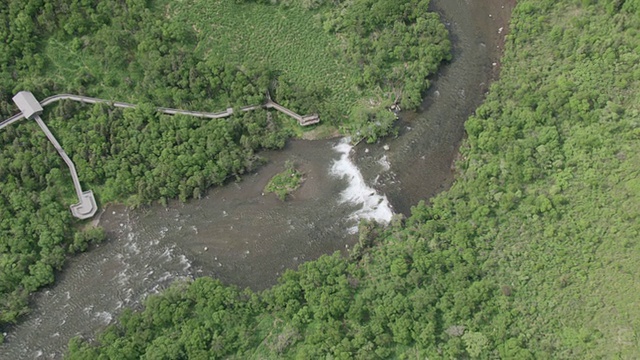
[0,93,320,130]
[264,100,320,126]
[1,91,321,219]
[33,114,97,219]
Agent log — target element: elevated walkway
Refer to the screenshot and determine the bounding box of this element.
[33,115,98,219]
[10,92,97,219]
[0,93,321,130]
[264,92,320,126]
[1,91,321,219]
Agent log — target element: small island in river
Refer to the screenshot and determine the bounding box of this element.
[265,160,304,201]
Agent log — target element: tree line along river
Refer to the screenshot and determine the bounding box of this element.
[0,0,514,358]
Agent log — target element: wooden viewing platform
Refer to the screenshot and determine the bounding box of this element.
[10,92,97,219]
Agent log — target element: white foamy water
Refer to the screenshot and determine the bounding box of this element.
[378,154,391,171]
[330,138,394,232]
[0,208,197,359]
[94,311,113,325]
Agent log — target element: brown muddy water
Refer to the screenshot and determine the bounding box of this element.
[355,0,515,215]
[0,1,514,358]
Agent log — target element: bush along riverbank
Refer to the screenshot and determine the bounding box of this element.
[66,0,640,358]
[0,0,450,333]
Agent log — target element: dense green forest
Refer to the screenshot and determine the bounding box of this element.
[66,0,640,358]
[0,0,450,338]
[165,0,450,141]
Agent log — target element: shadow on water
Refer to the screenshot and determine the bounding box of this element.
[0,1,514,358]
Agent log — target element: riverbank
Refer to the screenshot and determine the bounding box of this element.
[354,0,515,216]
[67,0,640,359]
[484,0,517,78]
[0,0,455,333]
[2,1,515,358]
[71,0,640,357]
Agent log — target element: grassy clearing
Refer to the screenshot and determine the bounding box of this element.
[168,0,362,111]
[43,38,129,99]
[40,0,364,116]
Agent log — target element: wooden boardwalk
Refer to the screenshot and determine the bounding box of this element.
[0,93,320,130]
[33,114,97,219]
[1,91,321,219]
[264,100,320,126]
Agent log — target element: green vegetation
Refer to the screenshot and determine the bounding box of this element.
[169,0,359,112]
[166,0,450,142]
[66,0,640,358]
[0,0,289,330]
[265,160,304,201]
[0,0,449,332]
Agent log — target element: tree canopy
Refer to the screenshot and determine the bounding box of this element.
[66,0,640,358]
[0,0,450,334]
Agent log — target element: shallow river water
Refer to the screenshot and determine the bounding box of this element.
[0,0,514,358]
[355,0,514,214]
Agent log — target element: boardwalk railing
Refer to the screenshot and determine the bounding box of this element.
[264,100,320,126]
[0,93,320,130]
[1,91,321,219]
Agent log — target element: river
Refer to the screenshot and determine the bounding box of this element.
[0,0,514,358]
[355,0,514,215]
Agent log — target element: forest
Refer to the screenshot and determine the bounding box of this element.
[0,0,450,339]
[66,0,640,358]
